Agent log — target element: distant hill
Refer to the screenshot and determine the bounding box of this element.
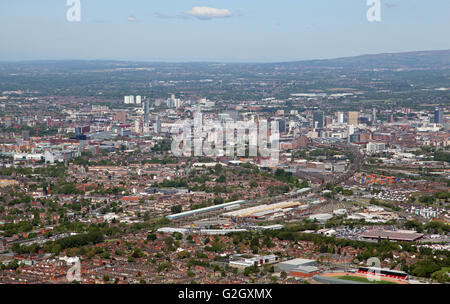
[0,49,449,101]
[275,50,450,70]
[1,49,450,70]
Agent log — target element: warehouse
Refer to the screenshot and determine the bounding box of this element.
[296,187,312,195]
[157,227,188,234]
[247,209,283,220]
[166,200,246,220]
[229,254,279,268]
[359,229,424,242]
[249,225,284,231]
[309,213,333,222]
[275,258,320,278]
[199,229,247,235]
[193,218,234,228]
[222,201,301,218]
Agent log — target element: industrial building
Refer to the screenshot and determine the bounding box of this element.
[229,254,279,268]
[222,201,301,218]
[249,225,284,231]
[199,229,247,235]
[157,227,188,234]
[296,187,312,195]
[275,258,320,278]
[309,213,333,222]
[166,200,247,220]
[359,229,424,242]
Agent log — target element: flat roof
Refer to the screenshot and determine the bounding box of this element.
[250,224,284,230]
[359,229,424,241]
[279,258,316,266]
[167,200,246,219]
[292,266,320,273]
[297,187,312,193]
[223,201,300,218]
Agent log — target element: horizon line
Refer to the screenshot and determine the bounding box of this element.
[1,48,449,65]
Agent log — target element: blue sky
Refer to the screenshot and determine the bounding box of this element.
[0,0,449,62]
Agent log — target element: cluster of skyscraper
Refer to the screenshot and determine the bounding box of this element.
[166,94,183,108]
[133,98,161,135]
[123,95,142,105]
[312,110,377,130]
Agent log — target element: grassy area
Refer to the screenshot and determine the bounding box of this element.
[336,275,397,284]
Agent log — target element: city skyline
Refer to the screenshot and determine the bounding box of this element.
[0,0,449,291]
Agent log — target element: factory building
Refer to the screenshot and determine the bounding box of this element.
[275,258,320,278]
[166,200,246,220]
[222,201,301,218]
[359,229,424,242]
[229,254,279,268]
[308,213,333,223]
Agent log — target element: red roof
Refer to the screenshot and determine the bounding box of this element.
[121,196,140,201]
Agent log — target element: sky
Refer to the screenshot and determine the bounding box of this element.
[0,0,449,62]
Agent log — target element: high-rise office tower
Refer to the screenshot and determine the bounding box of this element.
[337,112,345,124]
[193,112,203,156]
[348,124,355,135]
[273,118,287,134]
[75,126,90,137]
[144,99,150,124]
[434,107,444,124]
[174,98,183,108]
[372,108,377,124]
[388,114,395,123]
[124,95,135,104]
[134,119,141,134]
[313,111,324,129]
[154,116,161,134]
[347,111,359,126]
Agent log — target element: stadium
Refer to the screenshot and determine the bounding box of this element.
[316,267,409,284]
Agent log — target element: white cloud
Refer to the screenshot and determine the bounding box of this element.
[185,6,232,20]
[127,16,138,22]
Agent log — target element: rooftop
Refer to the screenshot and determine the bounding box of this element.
[359,229,424,241]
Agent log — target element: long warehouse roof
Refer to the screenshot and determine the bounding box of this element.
[166,200,246,219]
[222,201,301,218]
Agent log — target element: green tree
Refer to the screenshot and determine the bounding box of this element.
[147,233,157,241]
[171,205,182,214]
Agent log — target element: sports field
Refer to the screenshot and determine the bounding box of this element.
[321,272,408,284]
[336,275,397,284]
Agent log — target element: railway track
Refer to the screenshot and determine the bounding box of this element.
[294,142,365,191]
